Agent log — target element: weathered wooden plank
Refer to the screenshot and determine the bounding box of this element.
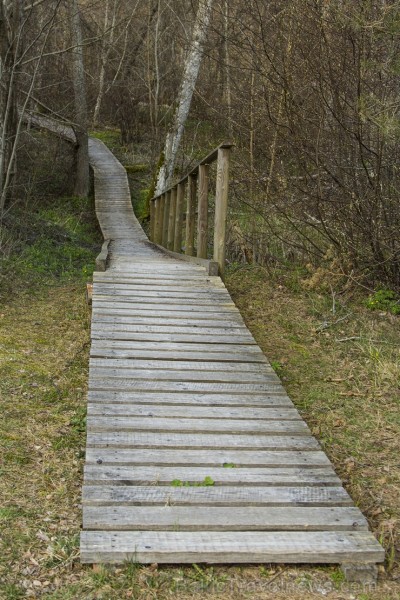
[92,307,241,319]
[214,147,230,277]
[92,315,245,328]
[89,358,276,375]
[162,192,170,247]
[92,319,255,336]
[91,332,257,345]
[167,186,177,250]
[93,280,227,291]
[86,415,309,434]
[90,340,262,354]
[95,265,206,273]
[82,484,352,507]
[84,448,330,467]
[173,180,186,252]
[83,465,339,486]
[90,348,268,363]
[87,404,299,420]
[80,531,384,564]
[94,277,214,285]
[87,391,292,406]
[88,368,278,384]
[86,431,320,450]
[197,164,209,259]
[93,290,230,301]
[88,380,285,393]
[82,505,368,531]
[94,295,236,307]
[185,173,196,256]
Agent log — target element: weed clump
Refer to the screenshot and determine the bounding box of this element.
[365,289,400,315]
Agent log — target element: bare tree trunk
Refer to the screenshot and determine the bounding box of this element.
[92,0,111,127]
[155,0,214,195]
[93,0,120,127]
[0,0,21,211]
[223,0,232,133]
[68,0,89,198]
[152,0,161,132]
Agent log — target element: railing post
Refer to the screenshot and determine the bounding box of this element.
[167,186,177,250]
[162,190,171,247]
[174,181,186,253]
[185,174,197,256]
[213,147,230,278]
[197,164,209,259]
[150,199,156,242]
[154,196,162,244]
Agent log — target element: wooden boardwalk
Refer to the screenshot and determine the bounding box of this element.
[79,136,384,571]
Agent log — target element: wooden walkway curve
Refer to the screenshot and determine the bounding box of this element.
[80,136,384,573]
[25,114,384,574]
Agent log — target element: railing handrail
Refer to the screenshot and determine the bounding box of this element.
[151,141,234,201]
[149,140,234,278]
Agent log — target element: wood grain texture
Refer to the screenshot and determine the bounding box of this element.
[86,415,309,434]
[76,130,383,567]
[80,531,383,564]
[83,506,368,531]
[87,391,292,406]
[86,431,322,450]
[84,448,331,467]
[83,465,340,486]
[87,404,300,420]
[82,485,353,507]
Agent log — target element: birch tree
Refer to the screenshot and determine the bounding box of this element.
[92,0,118,127]
[68,0,89,198]
[155,0,214,195]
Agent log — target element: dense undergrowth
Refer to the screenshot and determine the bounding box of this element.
[0,129,399,599]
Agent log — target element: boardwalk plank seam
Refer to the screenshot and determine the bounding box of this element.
[62,130,385,568]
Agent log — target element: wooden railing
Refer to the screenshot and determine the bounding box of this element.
[149,141,234,277]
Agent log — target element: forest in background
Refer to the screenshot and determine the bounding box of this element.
[1,0,400,291]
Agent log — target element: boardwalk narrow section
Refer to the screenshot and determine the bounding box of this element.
[80,136,383,570]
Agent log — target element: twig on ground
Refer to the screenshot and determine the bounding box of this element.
[316,313,351,332]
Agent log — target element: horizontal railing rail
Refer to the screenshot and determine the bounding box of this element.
[149,141,234,277]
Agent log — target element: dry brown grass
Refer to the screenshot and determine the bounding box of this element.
[226,267,400,580]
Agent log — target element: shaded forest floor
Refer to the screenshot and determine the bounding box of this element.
[0,131,399,599]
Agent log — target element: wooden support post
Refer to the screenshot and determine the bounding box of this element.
[186,174,197,256]
[213,147,230,278]
[174,181,186,253]
[149,199,156,242]
[159,194,165,245]
[197,164,209,259]
[154,197,162,244]
[162,191,171,247]
[167,186,177,250]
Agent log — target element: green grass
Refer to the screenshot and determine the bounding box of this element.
[0,194,100,299]
[171,476,215,487]
[365,288,400,315]
[89,128,122,147]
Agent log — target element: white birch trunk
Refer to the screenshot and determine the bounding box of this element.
[155,0,214,195]
[68,0,89,198]
[92,0,110,127]
[93,0,119,127]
